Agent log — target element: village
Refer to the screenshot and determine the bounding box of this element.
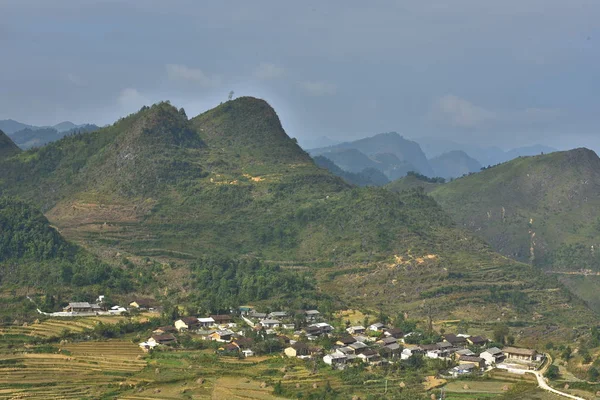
[93,300,546,381]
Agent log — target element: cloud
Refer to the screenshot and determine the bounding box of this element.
[432,95,495,128]
[166,64,221,87]
[254,63,285,80]
[117,88,149,112]
[299,81,337,96]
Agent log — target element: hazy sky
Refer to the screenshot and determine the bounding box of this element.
[1,0,599,149]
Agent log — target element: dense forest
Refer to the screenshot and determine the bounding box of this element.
[0,197,132,291]
[184,257,326,313]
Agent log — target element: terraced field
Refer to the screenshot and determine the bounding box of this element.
[0,316,123,339]
[0,340,146,399]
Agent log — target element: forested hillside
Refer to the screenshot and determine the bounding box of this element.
[0,98,595,324]
[0,197,131,292]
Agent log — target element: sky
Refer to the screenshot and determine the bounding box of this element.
[1,0,599,150]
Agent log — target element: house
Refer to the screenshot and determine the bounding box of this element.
[209,329,234,342]
[382,343,402,358]
[109,305,127,314]
[248,310,267,319]
[450,363,478,377]
[269,311,288,319]
[377,336,398,346]
[210,315,232,324]
[458,355,485,369]
[336,336,357,346]
[503,347,537,362]
[443,333,467,347]
[313,322,333,333]
[129,299,154,310]
[196,330,217,340]
[198,317,216,327]
[153,326,177,335]
[148,334,177,346]
[175,317,200,332]
[349,341,369,355]
[242,349,254,357]
[260,319,281,329]
[384,328,404,339]
[219,343,240,354]
[238,306,254,315]
[336,346,356,356]
[456,348,475,357]
[480,347,505,365]
[347,326,366,335]
[64,302,100,313]
[467,336,488,346]
[285,342,311,358]
[304,310,321,321]
[369,322,386,332]
[401,346,422,360]
[324,353,348,366]
[282,323,295,330]
[138,341,158,352]
[358,349,381,364]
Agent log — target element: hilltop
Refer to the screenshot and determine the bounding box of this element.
[0,130,20,159]
[0,98,595,325]
[430,150,482,179]
[386,172,445,193]
[309,132,434,179]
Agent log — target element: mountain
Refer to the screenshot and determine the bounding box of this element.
[429,148,600,311]
[313,155,389,186]
[53,121,78,132]
[10,124,100,149]
[309,132,434,178]
[0,97,593,325]
[417,136,558,166]
[429,150,482,179]
[298,135,339,149]
[0,130,21,159]
[0,119,36,135]
[431,148,600,268]
[386,172,445,194]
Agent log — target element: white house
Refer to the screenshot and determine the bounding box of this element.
[260,319,281,328]
[323,353,347,366]
[369,322,385,332]
[346,326,366,335]
[480,347,505,365]
[198,317,216,327]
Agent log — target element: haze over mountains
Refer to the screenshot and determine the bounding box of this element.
[0,119,100,150]
[306,132,557,184]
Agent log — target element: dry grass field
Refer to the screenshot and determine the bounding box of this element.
[0,340,146,399]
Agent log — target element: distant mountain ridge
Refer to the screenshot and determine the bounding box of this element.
[9,124,100,149]
[430,150,482,179]
[0,119,99,149]
[308,132,434,179]
[416,136,558,166]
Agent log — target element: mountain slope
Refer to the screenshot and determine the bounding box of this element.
[386,172,445,194]
[429,150,482,179]
[0,98,595,325]
[0,197,130,291]
[431,148,600,268]
[0,130,21,159]
[313,155,389,186]
[0,119,35,135]
[309,132,434,178]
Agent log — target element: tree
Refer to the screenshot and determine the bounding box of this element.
[589,366,600,382]
[506,335,515,345]
[561,346,572,361]
[545,365,560,380]
[492,323,509,345]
